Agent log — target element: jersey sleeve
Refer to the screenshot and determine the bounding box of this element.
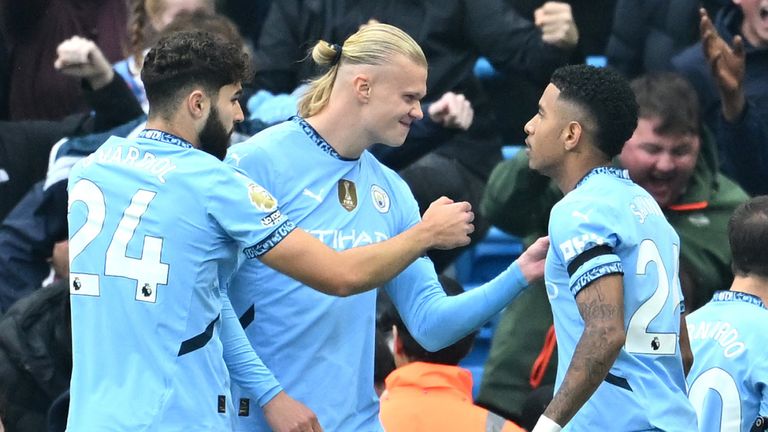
[220,290,282,406]
[549,197,624,297]
[385,257,527,352]
[206,164,295,259]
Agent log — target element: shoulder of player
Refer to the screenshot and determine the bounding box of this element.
[361,152,406,185]
[242,120,300,146]
[228,122,307,167]
[554,185,615,213]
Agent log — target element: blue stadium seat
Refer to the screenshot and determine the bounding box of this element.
[501,145,523,160]
[586,55,607,67]
[473,57,499,79]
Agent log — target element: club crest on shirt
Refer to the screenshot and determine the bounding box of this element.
[371,185,390,213]
[248,183,277,212]
[338,179,357,212]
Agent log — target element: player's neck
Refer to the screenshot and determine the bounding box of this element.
[305,110,367,158]
[145,117,199,148]
[557,160,610,194]
[730,275,768,305]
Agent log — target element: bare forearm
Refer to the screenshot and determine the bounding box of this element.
[337,223,433,294]
[262,199,471,297]
[262,223,434,297]
[544,327,622,425]
[546,274,625,426]
[544,331,620,425]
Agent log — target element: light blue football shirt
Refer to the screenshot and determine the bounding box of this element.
[67,130,293,431]
[225,117,529,431]
[545,167,698,431]
[687,290,768,432]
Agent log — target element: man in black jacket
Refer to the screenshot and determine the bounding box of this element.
[0,277,71,431]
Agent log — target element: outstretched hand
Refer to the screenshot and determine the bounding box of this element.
[428,92,474,130]
[54,36,114,90]
[420,196,475,250]
[516,236,549,283]
[263,391,323,432]
[699,7,746,122]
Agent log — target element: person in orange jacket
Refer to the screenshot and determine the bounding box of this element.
[379,276,524,432]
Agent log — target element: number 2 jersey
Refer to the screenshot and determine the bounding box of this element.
[66,130,293,431]
[686,290,768,432]
[545,167,697,431]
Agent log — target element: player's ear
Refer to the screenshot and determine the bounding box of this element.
[563,120,582,151]
[353,75,372,103]
[186,90,207,119]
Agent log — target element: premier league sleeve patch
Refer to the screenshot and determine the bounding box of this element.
[247,183,278,212]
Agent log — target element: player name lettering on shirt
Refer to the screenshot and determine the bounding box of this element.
[307,229,389,249]
[688,320,746,358]
[82,145,177,183]
[630,195,664,223]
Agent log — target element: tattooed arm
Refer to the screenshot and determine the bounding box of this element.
[542,274,626,427]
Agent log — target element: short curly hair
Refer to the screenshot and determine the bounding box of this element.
[141,30,250,119]
[551,65,638,158]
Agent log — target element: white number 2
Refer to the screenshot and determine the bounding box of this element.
[69,179,169,302]
[625,239,680,355]
[689,368,742,431]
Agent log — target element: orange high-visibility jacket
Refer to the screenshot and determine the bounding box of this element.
[380,362,524,432]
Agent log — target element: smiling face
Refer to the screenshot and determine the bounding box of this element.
[362,55,427,147]
[524,83,571,178]
[735,0,768,48]
[620,117,700,207]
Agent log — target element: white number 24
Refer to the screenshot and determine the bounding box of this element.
[625,239,681,355]
[68,179,169,302]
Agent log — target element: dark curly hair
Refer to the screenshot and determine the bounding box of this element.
[551,64,638,159]
[141,30,250,119]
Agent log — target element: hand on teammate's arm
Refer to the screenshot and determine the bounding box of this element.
[54,36,115,90]
[263,391,323,432]
[427,92,474,131]
[515,236,549,283]
[260,197,473,296]
[699,8,746,122]
[534,2,579,49]
[537,274,625,429]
